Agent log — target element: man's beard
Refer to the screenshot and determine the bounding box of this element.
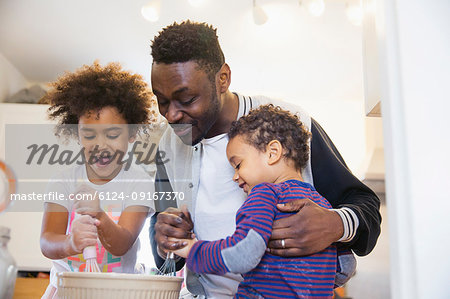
[190,90,220,146]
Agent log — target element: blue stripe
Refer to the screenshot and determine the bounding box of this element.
[249,284,334,292]
[249,268,336,277]
[246,278,334,286]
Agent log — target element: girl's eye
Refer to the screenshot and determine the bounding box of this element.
[107,135,119,139]
[83,136,95,140]
[235,163,241,170]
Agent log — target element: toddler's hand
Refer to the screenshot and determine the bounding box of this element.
[73,184,101,218]
[169,236,197,259]
[69,214,99,254]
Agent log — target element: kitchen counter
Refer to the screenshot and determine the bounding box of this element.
[13,277,49,299]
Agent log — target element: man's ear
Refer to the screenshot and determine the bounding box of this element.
[216,63,231,93]
[266,140,283,165]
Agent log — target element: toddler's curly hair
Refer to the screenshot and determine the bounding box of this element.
[42,61,157,139]
[228,104,311,171]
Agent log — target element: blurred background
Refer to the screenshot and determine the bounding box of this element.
[0,0,449,298]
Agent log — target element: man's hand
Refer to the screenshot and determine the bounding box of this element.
[268,198,343,257]
[155,205,194,255]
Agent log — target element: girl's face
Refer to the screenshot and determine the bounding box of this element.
[78,106,134,184]
[226,136,272,194]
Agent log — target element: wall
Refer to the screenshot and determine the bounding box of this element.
[0,0,369,176]
[0,52,27,102]
[379,0,450,298]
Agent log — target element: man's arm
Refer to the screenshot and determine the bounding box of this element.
[310,118,381,256]
[149,154,189,272]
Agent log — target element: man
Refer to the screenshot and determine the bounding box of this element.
[149,21,381,298]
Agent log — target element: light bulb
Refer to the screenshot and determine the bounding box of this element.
[253,0,268,25]
[308,0,325,17]
[346,3,363,26]
[188,0,205,7]
[141,1,160,22]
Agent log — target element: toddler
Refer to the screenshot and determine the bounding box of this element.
[174,104,343,298]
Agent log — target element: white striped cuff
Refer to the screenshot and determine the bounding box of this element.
[332,207,360,242]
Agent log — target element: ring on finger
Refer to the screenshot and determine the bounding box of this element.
[281,239,286,249]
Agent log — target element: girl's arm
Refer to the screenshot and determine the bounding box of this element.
[40,202,98,259]
[95,206,149,256]
[73,185,150,256]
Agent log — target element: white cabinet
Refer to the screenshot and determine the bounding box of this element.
[0,103,52,271]
[362,0,382,117]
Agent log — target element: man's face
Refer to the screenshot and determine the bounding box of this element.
[151,61,220,145]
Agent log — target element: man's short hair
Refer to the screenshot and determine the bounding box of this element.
[228,105,312,171]
[151,20,225,81]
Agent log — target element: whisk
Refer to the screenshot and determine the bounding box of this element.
[74,213,101,272]
[158,252,176,276]
[83,244,101,272]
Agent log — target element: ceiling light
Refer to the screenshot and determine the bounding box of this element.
[308,0,325,17]
[253,0,268,25]
[188,0,205,7]
[141,0,160,22]
[300,0,325,17]
[346,2,363,26]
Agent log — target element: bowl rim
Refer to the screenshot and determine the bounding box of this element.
[57,272,183,282]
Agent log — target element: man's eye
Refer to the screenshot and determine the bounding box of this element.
[107,135,119,139]
[156,96,169,106]
[83,136,95,140]
[181,97,196,105]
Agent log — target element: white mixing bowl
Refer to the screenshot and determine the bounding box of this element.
[57,272,183,299]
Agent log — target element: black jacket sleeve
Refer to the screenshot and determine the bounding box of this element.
[310,118,382,256]
[148,151,186,271]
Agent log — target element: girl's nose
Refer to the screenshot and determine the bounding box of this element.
[97,136,108,150]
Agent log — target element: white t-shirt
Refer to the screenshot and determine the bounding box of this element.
[195,133,246,298]
[45,164,155,288]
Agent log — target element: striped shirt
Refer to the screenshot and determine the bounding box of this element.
[186,180,337,298]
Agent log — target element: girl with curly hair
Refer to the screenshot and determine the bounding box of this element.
[40,62,157,298]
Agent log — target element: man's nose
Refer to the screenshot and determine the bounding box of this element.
[165,102,183,124]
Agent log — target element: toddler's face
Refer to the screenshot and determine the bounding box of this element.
[226,136,272,194]
[78,106,134,184]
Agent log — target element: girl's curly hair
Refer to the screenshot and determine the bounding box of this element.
[228,104,311,171]
[42,61,158,139]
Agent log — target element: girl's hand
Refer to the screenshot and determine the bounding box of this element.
[68,214,99,254]
[73,184,101,218]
